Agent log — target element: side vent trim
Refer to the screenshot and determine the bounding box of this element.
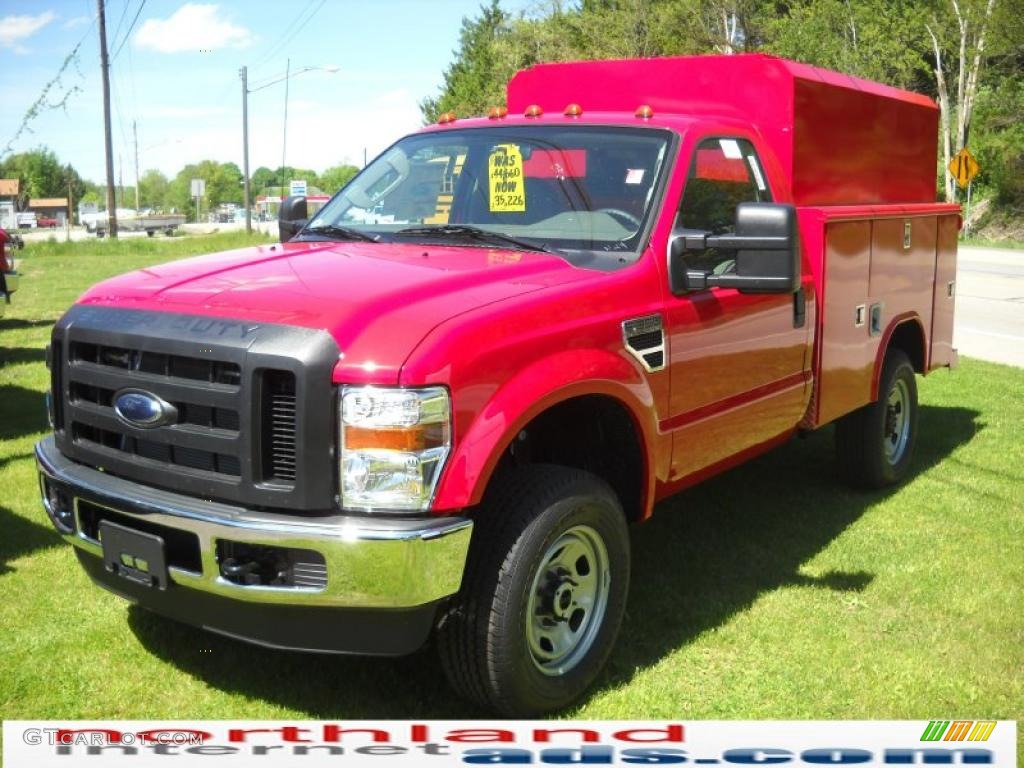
[622,314,666,372]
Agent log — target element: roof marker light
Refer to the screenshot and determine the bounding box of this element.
[437,112,457,125]
[635,104,654,119]
[487,106,508,119]
[564,103,583,117]
[524,104,543,118]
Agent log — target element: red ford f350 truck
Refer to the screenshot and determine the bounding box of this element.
[37,55,958,715]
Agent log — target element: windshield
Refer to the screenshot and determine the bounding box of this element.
[304,126,671,264]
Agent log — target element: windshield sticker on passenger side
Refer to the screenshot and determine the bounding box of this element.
[489,144,526,212]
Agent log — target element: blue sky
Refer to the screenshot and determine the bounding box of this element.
[0,1,528,184]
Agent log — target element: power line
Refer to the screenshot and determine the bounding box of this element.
[253,0,326,71]
[111,0,146,61]
[109,0,131,52]
[251,0,316,69]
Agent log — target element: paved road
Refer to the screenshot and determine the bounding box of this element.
[955,246,1024,368]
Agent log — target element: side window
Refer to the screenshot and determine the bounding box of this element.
[676,137,772,276]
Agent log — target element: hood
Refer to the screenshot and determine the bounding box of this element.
[77,240,594,382]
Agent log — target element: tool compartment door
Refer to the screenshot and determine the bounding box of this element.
[816,220,874,426]
[930,214,959,369]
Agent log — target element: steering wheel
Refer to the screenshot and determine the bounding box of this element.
[597,208,642,229]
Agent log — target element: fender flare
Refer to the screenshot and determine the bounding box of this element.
[431,348,660,516]
[871,312,927,401]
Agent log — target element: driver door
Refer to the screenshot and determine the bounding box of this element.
[665,136,811,481]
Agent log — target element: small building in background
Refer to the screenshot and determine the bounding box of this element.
[0,179,19,229]
[29,197,70,227]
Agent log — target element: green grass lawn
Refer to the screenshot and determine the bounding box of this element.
[1,235,1021,741]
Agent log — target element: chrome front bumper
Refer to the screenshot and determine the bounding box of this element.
[35,436,472,610]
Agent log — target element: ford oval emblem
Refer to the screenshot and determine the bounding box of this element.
[113,389,178,429]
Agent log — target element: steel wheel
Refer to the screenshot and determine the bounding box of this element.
[884,378,911,464]
[836,348,918,488]
[526,524,610,676]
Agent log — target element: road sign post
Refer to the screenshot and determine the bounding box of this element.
[948,148,980,238]
[190,178,206,225]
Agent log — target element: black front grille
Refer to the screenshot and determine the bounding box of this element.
[71,341,242,385]
[51,306,340,511]
[72,423,242,476]
[64,340,245,482]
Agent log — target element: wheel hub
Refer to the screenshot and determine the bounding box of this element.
[526,525,610,676]
[883,378,911,463]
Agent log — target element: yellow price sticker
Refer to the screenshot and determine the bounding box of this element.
[488,144,526,212]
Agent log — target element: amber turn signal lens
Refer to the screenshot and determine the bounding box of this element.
[343,424,447,452]
[564,103,583,117]
[524,104,543,118]
[635,104,654,119]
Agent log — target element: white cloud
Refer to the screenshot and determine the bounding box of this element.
[0,11,56,49]
[62,15,91,30]
[133,3,254,53]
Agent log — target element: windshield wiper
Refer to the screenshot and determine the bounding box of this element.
[301,224,378,243]
[393,224,551,253]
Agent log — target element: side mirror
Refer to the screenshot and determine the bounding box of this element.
[669,202,800,295]
[278,196,308,242]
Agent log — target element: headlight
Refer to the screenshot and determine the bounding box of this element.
[339,386,451,512]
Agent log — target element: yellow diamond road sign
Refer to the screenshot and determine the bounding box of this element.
[949,147,980,190]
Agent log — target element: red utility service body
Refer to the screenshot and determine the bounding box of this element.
[74,55,957,520]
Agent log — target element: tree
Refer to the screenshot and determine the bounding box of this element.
[167,161,243,221]
[137,169,170,210]
[251,166,278,194]
[925,0,1001,201]
[318,164,359,195]
[421,0,512,123]
[759,0,931,90]
[0,147,81,207]
[969,75,1024,208]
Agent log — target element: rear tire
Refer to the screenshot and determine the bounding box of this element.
[437,465,629,715]
[836,349,918,488]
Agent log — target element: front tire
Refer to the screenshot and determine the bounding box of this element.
[437,465,630,715]
[836,349,918,488]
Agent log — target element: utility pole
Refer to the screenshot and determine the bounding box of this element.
[240,66,251,234]
[97,0,118,238]
[133,120,140,212]
[281,57,290,195]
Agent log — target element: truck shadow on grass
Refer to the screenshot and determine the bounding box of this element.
[0,345,47,367]
[126,403,981,717]
[0,384,48,442]
[0,502,64,576]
